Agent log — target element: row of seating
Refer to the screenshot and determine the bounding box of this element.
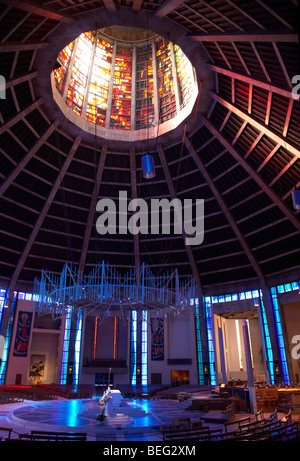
[0,393,24,405]
[160,409,299,442]
[0,427,87,441]
[37,384,93,399]
[0,386,59,401]
[0,384,96,403]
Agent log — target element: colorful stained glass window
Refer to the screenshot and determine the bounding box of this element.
[66,32,95,116]
[85,38,113,126]
[111,46,132,130]
[135,45,154,130]
[174,44,195,109]
[156,39,177,123]
[54,41,75,94]
[52,28,197,136]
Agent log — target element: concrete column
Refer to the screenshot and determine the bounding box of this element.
[218,326,227,384]
[242,319,257,414]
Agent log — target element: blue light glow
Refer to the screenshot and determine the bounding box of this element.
[271,287,289,384]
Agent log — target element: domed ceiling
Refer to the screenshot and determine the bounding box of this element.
[0,0,299,297]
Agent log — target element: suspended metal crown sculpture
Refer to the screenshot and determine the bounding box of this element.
[33,261,199,323]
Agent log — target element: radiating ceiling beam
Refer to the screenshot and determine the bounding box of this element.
[185,134,284,364]
[1,11,31,43]
[157,144,202,289]
[132,0,143,13]
[0,135,81,340]
[102,0,117,12]
[78,144,108,274]
[0,119,58,197]
[157,143,209,366]
[181,2,225,32]
[0,0,76,23]
[209,64,293,99]
[0,97,43,136]
[265,92,272,126]
[256,0,293,30]
[272,42,293,89]
[5,70,38,89]
[184,135,265,280]
[282,99,294,139]
[9,136,82,285]
[198,115,300,233]
[0,41,48,52]
[172,8,207,33]
[250,42,271,82]
[184,134,282,366]
[153,0,184,18]
[209,91,300,160]
[191,32,298,42]
[224,0,267,30]
[201,0,244,30]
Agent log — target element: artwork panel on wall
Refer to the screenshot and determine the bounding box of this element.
[151,318,164,361]
[29,354,46,378]
[13,311,33,357]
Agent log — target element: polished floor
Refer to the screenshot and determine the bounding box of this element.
[0,391,286,442]
[0,390,230,441]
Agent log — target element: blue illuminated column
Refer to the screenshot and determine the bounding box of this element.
[204,297,217,385]
[60,308,83,385]
[130,310,148,386]
[258,294,275,384]
[0,290,17,385]
[270,287,290,384]
[242,319,257,414]
[141,310,148,386]
[73,310,83,385]
[60,307,73,385]
[194,298,205,385]
[130,310,137,385]
[0,289,6,333]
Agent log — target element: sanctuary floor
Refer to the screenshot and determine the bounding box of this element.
[0,396,204,441]
[0,392,286,442]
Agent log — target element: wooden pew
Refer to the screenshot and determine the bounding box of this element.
[281,409,292,423]
[30,430,87,441]
[223,415,251,432]
[18,434,85,441]
[238,417,268,431]
[219,420,282,441]
[281,427,300,440]
[16,430,87,441]
[161,425,221,441]
[208,420,300,442]
[267,408,278,421]
[258,421,299,441]
[0,427,13,440]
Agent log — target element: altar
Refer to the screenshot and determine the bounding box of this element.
[107,389,122,407]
